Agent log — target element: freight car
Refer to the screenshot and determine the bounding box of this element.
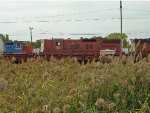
[131,38,150,57]
[40,38,122,60]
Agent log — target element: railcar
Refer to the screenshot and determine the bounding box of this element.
[40,38,122,60]
[3,41,34,63]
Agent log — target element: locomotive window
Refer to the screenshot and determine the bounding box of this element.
[22,43,25,46]
[6,43,13,46]
[56,41,61,46]
[16,43,21,48]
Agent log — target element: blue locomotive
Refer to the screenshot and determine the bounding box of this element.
[4,41,24,54]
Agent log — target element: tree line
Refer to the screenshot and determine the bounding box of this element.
[0,34,41,48]
[91,33,129,48]
[0,32,129,48]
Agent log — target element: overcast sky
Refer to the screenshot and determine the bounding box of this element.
[0,0,150,41]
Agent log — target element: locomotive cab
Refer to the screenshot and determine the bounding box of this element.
[54,39,63,50]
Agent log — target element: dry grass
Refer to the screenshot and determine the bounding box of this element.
[0,56,150,113]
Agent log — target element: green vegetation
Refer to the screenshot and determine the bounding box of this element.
[0,34,12,42]
[25,40,41,48]
[90,33,129,48]
[107,33,129,48]
[0,34,41,48]
[0,56,150,113]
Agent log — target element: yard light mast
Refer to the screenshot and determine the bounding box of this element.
[120,0,123,53]
[29,27,33,43]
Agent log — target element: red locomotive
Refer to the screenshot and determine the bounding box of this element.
[40,38,122,60]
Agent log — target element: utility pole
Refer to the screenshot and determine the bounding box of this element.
[120,0,123,53]
[120,0,122,35]
[29,27,33,43]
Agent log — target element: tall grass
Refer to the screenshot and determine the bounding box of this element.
[0,56,150,113]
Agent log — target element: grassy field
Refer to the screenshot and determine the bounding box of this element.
[0,56,150,113]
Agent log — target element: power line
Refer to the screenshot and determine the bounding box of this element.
[8,30,150,37]
[1,17,150,24]
[0,8,118,20]
[1,8,150,21]
[124,8,150,13]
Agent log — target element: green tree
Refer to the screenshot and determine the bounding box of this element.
[25,40,41,48]
[34,40,41,48]
[25,41,32,46]
[0,34,11,42]
[107,33,129,48]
